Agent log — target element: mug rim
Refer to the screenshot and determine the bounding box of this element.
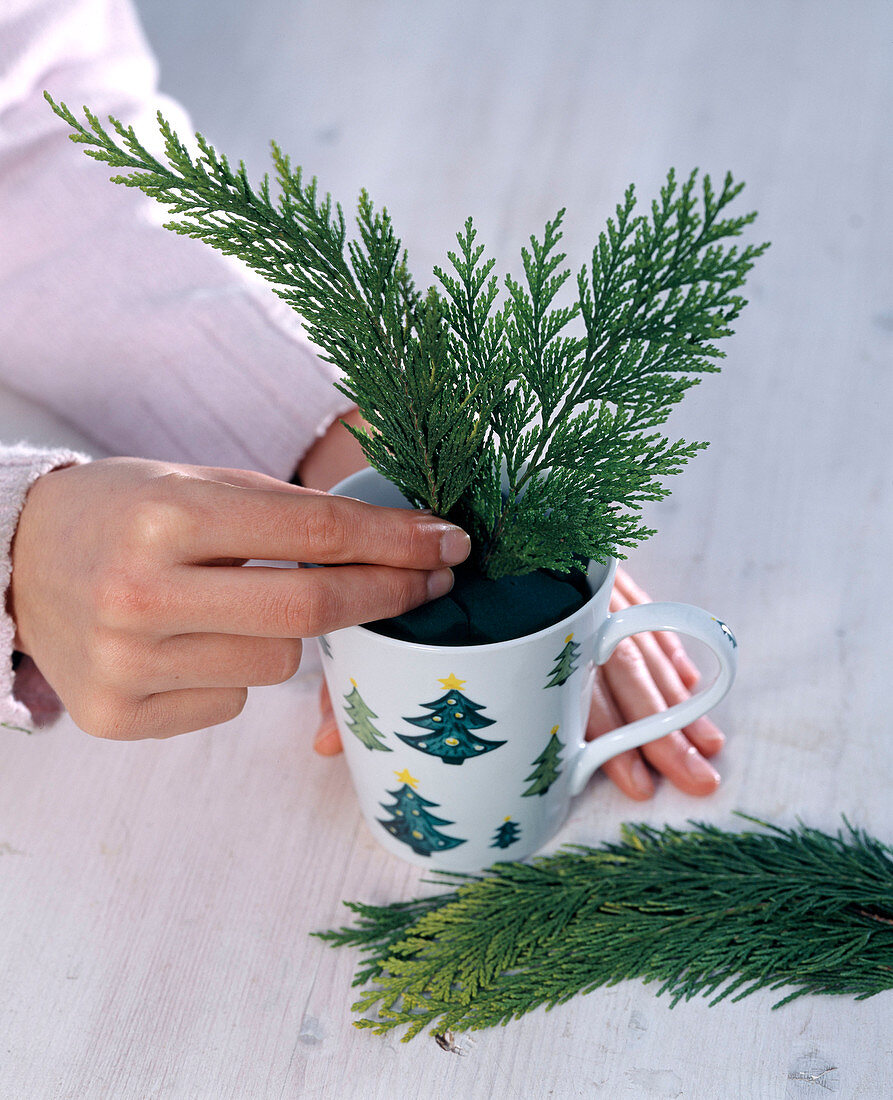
[328,468,616,655]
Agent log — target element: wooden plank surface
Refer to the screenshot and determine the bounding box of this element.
[1,1,891,1096]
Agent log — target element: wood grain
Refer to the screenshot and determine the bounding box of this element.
[1,1,890,1096]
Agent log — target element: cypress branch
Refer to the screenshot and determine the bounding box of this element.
[313,817,893,1040]
[46,93,768,577]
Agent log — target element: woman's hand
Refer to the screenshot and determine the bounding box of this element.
[313,565,724,800]
[9,456,470,739]
[586,566,723,799]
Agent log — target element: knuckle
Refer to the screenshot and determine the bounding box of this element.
[384,568,427,616]
[72,694,132,740]
[611,637,645,672]
[300,497,347,559]
[94,569,161,628]
[281,580,337,636]
[85,629,139,683]
[123,477,196,552]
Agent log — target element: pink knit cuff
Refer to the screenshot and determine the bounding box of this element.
[1,444,89,732]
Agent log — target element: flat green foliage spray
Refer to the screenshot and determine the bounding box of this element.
[46,93,767,578]
[315,817,893,1040]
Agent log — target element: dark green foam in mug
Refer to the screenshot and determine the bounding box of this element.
[365,564,591,646]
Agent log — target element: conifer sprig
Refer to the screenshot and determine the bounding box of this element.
[47,94,767,577]
[314,818,893,1040]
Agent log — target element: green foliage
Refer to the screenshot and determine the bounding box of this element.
[314,817,893,1040]
[343,683,391,752]
[545,637,580,688]
[521,727,564,796]
[46,93,767,577]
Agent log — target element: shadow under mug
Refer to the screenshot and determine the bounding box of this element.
[317,468,737,871]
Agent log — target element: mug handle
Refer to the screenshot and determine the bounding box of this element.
[568,603,738,796]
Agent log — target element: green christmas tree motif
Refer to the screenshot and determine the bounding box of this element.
[343,678,391,752]
[378,769,466,857]
[490,817,522,849]
[522,725,564,797]
[545,632,580,688]
[318,634,333,659]
[395,674,505,765]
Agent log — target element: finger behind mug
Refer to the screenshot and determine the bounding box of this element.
[613,567,700,688]
[586,668,655,800]
[602,646,720,795]
[610,589,723,757]
[632,625,724,758]
[314,679,343,755]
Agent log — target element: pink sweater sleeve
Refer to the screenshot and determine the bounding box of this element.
[0,444,89,732]
[0,0,356,480]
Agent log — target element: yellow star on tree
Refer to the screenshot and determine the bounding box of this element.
[394,768,419,788]
[438,673,467,691]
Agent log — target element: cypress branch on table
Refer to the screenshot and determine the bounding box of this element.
[314,817,893,1040]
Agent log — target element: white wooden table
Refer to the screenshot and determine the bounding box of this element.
[2,2,890,1096]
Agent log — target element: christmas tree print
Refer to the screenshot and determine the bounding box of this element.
[522,725,564,797]
[343,679,391,752]
[545,633,580,688]
[395,674,505,765]
[318,634,333,659]
[490,817,521,849]
[377,769,466,857]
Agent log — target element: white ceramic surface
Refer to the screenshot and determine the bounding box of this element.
[319,468,737,869]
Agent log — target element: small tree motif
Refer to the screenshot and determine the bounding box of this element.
[490,817,522,849]
[396,673,505,765]
[545,633,580,688]
[522,725,564,797]
[343,679,391,752]
[318,634,333,659]
[378,769,466,857]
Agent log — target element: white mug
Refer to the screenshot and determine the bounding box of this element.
[318,468,737,871]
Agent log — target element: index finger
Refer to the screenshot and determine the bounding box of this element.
[171,476,471,569]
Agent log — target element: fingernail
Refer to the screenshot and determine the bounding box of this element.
[427,567,455,599]
[630,756,654,797]
[439,527,471,566]
[683,747,721,789]
[690,717,725,752]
